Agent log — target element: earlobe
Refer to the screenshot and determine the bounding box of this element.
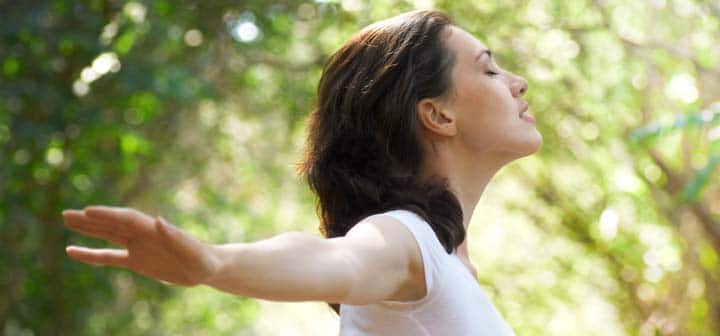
[416,99,456,137]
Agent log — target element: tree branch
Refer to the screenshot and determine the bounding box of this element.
[646,149,720,250]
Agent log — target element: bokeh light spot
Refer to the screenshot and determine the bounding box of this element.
[599,208,619,240]
[665,73,698,104]
[184,29,204,47]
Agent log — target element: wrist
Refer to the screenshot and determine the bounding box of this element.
[200,244,225,286]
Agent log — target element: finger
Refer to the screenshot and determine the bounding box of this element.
[64,209,129,233]
[62,210,130,245]
[84,205,153,231]
[66,246,129,267]
[64,223,127,246]
[63,209,130,242]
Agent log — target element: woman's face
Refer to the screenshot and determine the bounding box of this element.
[439,26,542,159]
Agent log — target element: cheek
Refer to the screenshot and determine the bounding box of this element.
[453,81,516,148]
[454,75,513,117]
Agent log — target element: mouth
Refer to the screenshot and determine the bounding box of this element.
[519,101,535,123]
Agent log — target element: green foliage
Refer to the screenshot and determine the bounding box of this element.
[629,105,720,143]
[629,104,720,203]
[2,0,719,335]
[682,153,719,203]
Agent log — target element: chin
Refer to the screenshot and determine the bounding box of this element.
[501,133,544,160]
[525,133,543,155]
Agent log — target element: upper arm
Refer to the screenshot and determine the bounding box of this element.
[328,214,424,305]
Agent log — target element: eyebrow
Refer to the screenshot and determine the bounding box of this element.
[475,49,492,62]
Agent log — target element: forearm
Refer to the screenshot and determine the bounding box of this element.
[202,231,354,302]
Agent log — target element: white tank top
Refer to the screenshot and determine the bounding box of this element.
[339,210,516,336]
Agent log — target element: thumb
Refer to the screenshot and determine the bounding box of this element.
[155,216,185,251]
[154,216,205,263]
[154,216,214,284]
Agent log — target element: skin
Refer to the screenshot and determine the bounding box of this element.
[417,26,541,266]
[62,25,540,305]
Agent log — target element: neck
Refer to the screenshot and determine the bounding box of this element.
[421,145,514,258]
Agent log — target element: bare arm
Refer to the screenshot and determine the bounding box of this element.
[62,206,423,305]
[205,215,422,303]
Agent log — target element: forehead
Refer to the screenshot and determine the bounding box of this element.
[444,26,487,61]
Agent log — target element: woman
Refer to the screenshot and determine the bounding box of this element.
[63,9,540,335]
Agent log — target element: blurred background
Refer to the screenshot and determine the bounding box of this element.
[1,0,719,335]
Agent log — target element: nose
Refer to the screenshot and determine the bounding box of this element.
[510,76,528,97]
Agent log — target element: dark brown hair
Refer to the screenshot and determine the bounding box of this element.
[298,9,465,313]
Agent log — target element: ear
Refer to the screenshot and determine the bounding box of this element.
[416,98,456,137]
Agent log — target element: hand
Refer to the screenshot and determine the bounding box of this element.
[62,206,220,286]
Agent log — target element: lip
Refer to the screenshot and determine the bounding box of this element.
[519,101,529,116]
[520,112,536,123]
[519,101,535,123]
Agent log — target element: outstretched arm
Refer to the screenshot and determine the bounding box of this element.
[62,206,422,305]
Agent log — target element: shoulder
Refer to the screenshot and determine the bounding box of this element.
[331,210,426,303]
[343,210,422,264]
[350,210,429,277]
[347,210,428,250]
